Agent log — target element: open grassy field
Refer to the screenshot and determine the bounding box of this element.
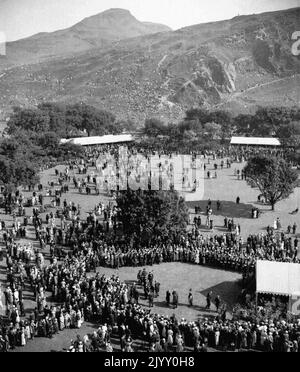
[38,157,300,239]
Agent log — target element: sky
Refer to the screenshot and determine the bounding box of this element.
[0,0,299,41]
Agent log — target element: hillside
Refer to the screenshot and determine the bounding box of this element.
[0,8,171,67]
[0,7,299,123]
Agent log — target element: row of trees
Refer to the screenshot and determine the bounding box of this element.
[141,110,231,152]
[5,103,300,157]
[141,106,300,153]
[6,102,122,138]
[185,106,300,141]
[234,106,300,145]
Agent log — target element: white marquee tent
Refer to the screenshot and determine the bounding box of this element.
[256,260,300,297]
[230,137,281,147]
[60,134,133,146]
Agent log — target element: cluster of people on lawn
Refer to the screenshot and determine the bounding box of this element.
[67,310,300,352]
[38,211,299,273]
[2,248,300,353]
[5,224,294,354]
[229,147,290,163]
[53,144,237,196]
[1,145,300,353]
[1,213,300,352]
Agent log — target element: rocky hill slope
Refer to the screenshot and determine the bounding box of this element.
[0,7,299,123]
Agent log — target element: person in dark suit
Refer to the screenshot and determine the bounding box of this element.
[148,291,154,308]
[166,290,171,307]
[188,289,193,307]
[206,291,212,310]
[215,295,221,312]
[172,291,178,309]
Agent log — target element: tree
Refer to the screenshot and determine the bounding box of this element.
[7,107,50,134]
[244,156,298,210]
[0,155,39,189]
[80,104,101,136]
[0,138,20,159]
[34,131,60,151]
[204,122,222,140]
[0,135,42,162]
[116,189,189,243]
[185,108,210,124]
[116,119,138,133]
[58,142,84,160]
[38,102,67,135]
[276,121,300,148]
[144,118,167,137]
[234,107,300,137]
[7,103,119,139]
[66,103,117,137]
[0,135,41,191]
[184,109,232,137]
[234,114,257,136]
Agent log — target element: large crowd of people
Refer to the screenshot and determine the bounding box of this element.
[0,144,299,352]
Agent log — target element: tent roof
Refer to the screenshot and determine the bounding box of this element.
[256,260,300,296]
[230,137,281,146]
[60,134,133,146]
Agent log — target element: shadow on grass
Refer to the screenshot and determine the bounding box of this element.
[187,200,257,219]
[153,300,207,312]
[199,280,242,311]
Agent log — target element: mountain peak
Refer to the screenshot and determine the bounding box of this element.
[3,8,171,66]
[72,8,170,34]
[73,8,135,28]
[76,8,138,27]
[102,8,132,15]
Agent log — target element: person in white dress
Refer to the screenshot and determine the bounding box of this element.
[20,327,26,346]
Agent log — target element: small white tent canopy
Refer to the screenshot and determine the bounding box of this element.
[230,137,281,147]
[256,260,300,296]
[60,134,133,146]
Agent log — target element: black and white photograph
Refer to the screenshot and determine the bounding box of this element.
[0,0,300,357]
